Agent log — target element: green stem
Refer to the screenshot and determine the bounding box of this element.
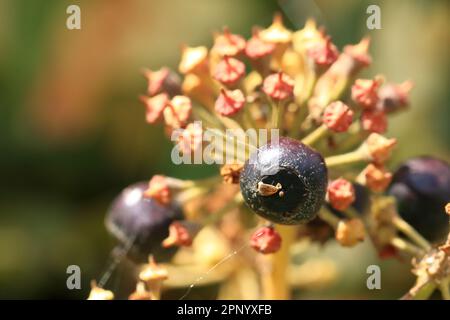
[392,216,431,251]
[325,149,366,168]
[301,124,328,146]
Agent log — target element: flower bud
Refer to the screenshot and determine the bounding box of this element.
[215,88,245,116]
[245,29,275,60]
[144,175,171,206]
[163,95,192,128]
[327,178,356,211]
[361,109,387,133]
[178,46,208,75]
[212,27,246,57]
[262,72,295,100]
[351,77,382,109]
[307,35,339,69]
[142,67,181,97]
[213,56,246,86]
[259,13,292,45]
[250,226,282,254]
[162,221,193,248]
[358,163,392,192]
[343,37,372,69]
[364,133,397,164]
[140,93,169,124]
[292,19,321,54]
[322,101,353,132]
[335,218,365,247]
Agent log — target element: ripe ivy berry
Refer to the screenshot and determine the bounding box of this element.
[105,181,183,262]
[240,137,328,224]
[388,156,450,242]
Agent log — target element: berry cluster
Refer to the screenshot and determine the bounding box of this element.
[90,14,450,300]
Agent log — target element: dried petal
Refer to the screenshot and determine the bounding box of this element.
[144,175,171,205]
[343,37,372,68]
[359,163,392,192]
[307,35,339,68]
[162,221,193,248]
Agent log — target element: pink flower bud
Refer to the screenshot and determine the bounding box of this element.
[250,226,282,254]
[163,95,192,128]
[262,72,295,100]
[308,35,339,68]
[361,109,387,133]
[215,88,245,116]
[351,77,382,109]
[323,101,354,132]
[212,27,246,57]
[245,29,275,59]
[343,37,372,68]
[327,178,355,211]
[140,93,169,124]
[213,56,246,85]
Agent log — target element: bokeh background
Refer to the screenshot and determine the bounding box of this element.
[0,0,448,299]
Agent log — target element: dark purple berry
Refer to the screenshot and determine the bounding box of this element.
[387,156,450,242]
[240,137,328,224]
[105,181,183,262]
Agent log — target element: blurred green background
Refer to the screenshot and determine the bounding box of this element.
[0,0,448,299]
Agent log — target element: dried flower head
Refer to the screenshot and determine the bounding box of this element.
[140,93,169,124]
[327,178,356,211]
[212,27,246,57]
[178,46,208,74]
[215,88,245,116]
[250,226,282,254]
[351,77,382,109]
[259,13,292,44]
[322,101,354,132]
[163,95,192,128]
[307,34,339,68]
[262,72,295,100]
[364,133,397,164]
[177,122,203,155]
[335,218,366,247]
[245,29,275,59]
[361,109,388,133]
[213,56,246,86]
[358,163,392,192]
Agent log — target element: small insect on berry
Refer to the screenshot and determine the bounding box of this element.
[240,137,328,224]
[250,226,282,254]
